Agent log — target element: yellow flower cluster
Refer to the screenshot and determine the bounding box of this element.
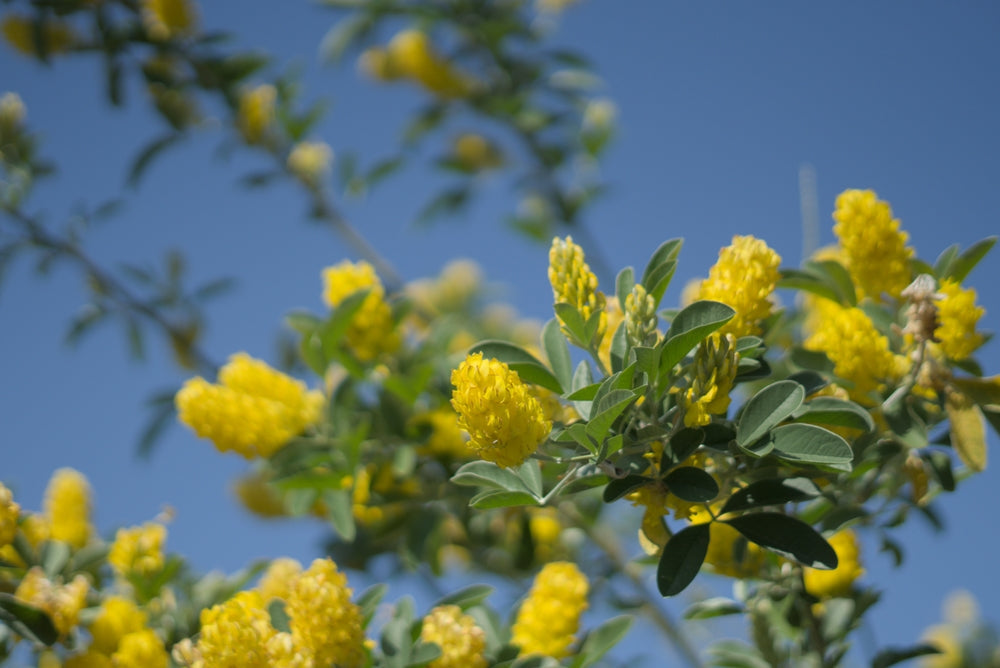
[237,84,277,145]
[1,15,75,57]
[193,558,364,668]
[549,236,607,344]
[695,235,781,338]
[80,596,169,667]
[452,134,503,171]
[832,189,913,300]
[15,567,89,637]
[108,522,166,578]
[90,596,147,654]
[141,0,197,41]
[419,605,487,668]
[511,561,589,659]
[934,279,985,361]
[678,333,739,427]
[625,283,658,347]
[322,260,401,362]
[176,353,325,458]
[0,483,19,547]
[287,140,333,186]
[414,407,471,459]
[45,468,93,549]
[803,530,864,598]
[258,557,303,603]
[450,352,552,468]
[233,470,288,518]
[803,298,907,404]
[360,29,472,99]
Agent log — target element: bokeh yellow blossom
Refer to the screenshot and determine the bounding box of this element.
[0,92,26,132]
[451,353,551,468]
[233,471,288,517]
[258,557,302,603]
[832,189,913,301]
[380,29,472,98]
[1,15,74,57]
[64,650,113,668]
[0,483,19,547]
[695,235,781,338]
[452,133,503,171]
[287,140,333,185]
[420,605,488,668]
[934,279,985,361]
[141,0,197,41]
[286,558,365,668]
[237,84,276,145]
[414,407,470,460]
[511,561,589,659]
[176,353,324,458]
[322,260,401,361]
[549,236,607,345]
[15,567,89,637]
[528,507,562,562]
[90,596,148,655]
[108,522,166,578]
[112,629,169,668]
[44,468,93,548]
[803,530,864,598]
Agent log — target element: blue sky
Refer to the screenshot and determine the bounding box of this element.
[2,1,999,662]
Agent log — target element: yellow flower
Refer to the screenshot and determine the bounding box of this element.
[511,562,589,659]
[934,279,985,361]
[322,260,401,362]
[549,236,607,345]
[528,508,562,562]
[176,353,324,458]
[628,483,671,554]
[111,628,168,667]
[258,557,302,603]
[598,297,625,372]
[385,29,472,98]
[695,235,781,338]
[108,523,166,578]
[625,283,658,347]
[919,624,962,668]
[803,297,907,404]
[0,92,26,133]
[452,134,503,171]
[420,605,487,668]
[450,353,551,468]
[358,47,404,81]
[287,140,333,185]
[803,530,864,598]
[414,407,470,460]
[15,567,89,637]
[0,483,19,547]
[1,15,74,57]
[44,468,93,549]
[237,84,276,145]
[141,0,197,41]
[832,189,913,301]
[196,590,276,667]
[285,558,365,668]
[90,596,148,655]
[65,650,113,668]
[677,333,739,427]
[233,471,288,518]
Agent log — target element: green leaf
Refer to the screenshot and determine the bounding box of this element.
[736,380,806,448]
[882,386,929,449]
[321,489,356,542]
[602,475,651,503]
[407,642,442,667]
[666,427,705,465]
[871,644,943,668]
[320,289,372,359]
[470,341,563,394]
[615,267,635,309]
[659,301,736,371]
[0,593,59,646]
[683,597,744,620]
[933,244,960,278]
[586,390,638,441]
[469,490,540,509]
[268,599,291,633]
[542,319,573,392]
[127,133,184,188]
[945,236,996,283]
[571,615,633,668]
[657,524,710,596]
[641,239,683,305]
[922,451,955,492]
[804,259,857,306]
[719,478,821,515]
[778,269,840,303]
[724,513,837,568]
[432,584,494,610]
[518,460,543,498]
[566,383,600,401]
[40,540,70,577]
[771,424,853,468]
[663,467,719,502]
[790,347,835,374]
[451,461,535,495]
[787,370,830,397]
[357,583,388,625]
[571,360,595,419]
[795,396,874,432]
[609,322,628,374]
[553,303,589,347]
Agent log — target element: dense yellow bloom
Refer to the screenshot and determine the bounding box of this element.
[141,0,197,41]
[803,530,864,598]
[108,523,166,578]
[285,558,365,668]
[176,353,324,458]
[287,141,333,185]
[258,557,302,603]
[15,568,89,637]
[452,134,503,171]
[803,298,907,404]
[625,283,658,347]
[695,235,781,338]
[1,15,74,57]
[237,84,276,145]
[511,562,589,659]
[934,279,985,361]
[65,650,113,668]
[414,407,470,459]
[0,483,19,547]
[45,468,93,548]
[549,236,607,344]
[450,353,551,468]
[90,596,148,655]
[420,605,487,668]
[112,629,168,668]
[678,333,739,427]
[383,30,472,98]
[196,590,276,667]
[832,189,913,300]
[322,260,401,362]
